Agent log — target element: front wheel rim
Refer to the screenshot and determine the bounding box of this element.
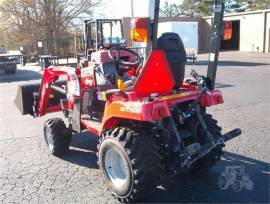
[45,127,54,150]
[104,148,127,188]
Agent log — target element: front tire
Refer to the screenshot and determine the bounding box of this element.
[98,126,161,203]
[43,118,72,156]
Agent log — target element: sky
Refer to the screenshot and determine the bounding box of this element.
[98,0,182,18]
[0,0,180,18]
[0,0,181,20]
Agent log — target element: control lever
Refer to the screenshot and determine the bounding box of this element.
[190,69,207,86]
[190,69,200,81]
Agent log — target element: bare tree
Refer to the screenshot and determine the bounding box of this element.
[0,0,102,55]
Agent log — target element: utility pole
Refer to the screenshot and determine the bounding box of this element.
[74,34,78,64]
[248,0,252,9]
[130,0,134,48]
[131,0,134,19]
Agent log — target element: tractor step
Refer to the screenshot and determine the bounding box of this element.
[183,128,242,168]
[81,114,102,135]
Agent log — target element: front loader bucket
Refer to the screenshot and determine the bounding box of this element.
[14,83,40,115]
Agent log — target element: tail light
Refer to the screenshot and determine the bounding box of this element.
[130,18,149,42]
[223,21,232,40]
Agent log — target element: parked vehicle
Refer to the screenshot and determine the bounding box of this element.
[0,54,17,74]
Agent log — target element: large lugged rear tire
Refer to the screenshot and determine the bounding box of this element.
[98,126,161,203]
[43,118,72,156]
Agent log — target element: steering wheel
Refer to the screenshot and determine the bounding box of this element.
[108,46,142,68]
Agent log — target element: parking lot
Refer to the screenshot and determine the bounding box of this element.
[0,51,269,203]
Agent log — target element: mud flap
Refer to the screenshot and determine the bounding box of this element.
[14,83,40,115]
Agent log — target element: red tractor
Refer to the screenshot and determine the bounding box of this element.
[15,0,241,202]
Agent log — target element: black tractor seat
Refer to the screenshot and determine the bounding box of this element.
[157,32,186,89]
[118,33,187,91]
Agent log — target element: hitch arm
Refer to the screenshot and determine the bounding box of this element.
[183,128,242,168]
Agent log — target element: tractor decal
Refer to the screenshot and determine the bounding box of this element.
[120,102,141,114]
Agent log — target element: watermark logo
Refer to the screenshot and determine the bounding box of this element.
[218,166,254,192]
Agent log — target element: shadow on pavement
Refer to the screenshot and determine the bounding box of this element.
[187,61,269,67]
[0,68,42,83]
[215,82,234,89]
[62,131,270,203]
[62,131,99,169]
[150,151,270,203]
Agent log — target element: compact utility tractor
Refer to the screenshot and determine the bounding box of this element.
[15,0,241,202]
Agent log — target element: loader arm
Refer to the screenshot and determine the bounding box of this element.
[36,67,80,117]
[14,66,80,117]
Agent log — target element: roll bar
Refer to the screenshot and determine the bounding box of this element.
[152,0,160,50]
[206,0,225,90]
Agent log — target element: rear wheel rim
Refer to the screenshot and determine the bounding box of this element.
[104,148,127,188]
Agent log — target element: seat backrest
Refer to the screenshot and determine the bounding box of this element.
[157,32,186,88]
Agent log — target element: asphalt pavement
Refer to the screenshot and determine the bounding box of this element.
[0,51,269,203]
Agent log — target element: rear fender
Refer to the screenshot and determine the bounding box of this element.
[101,100,171,131]
[100,89,223,131]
